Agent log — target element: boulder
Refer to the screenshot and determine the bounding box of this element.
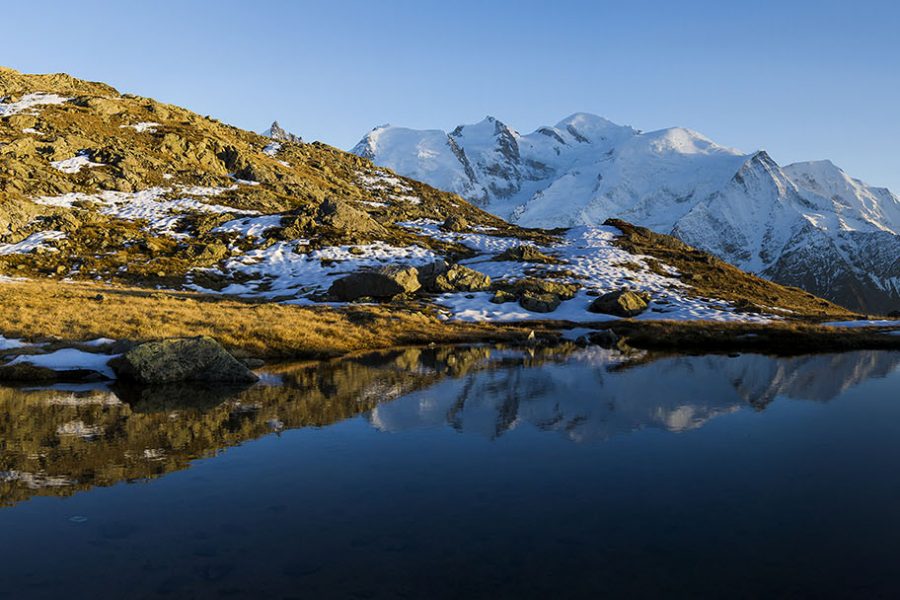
[588,289,651,317]
[511,278,579,301]
[317,198,385,236]
[111,336,259,384]
[519,291,561,313]
[489,290,517,304]
[429,264,491,293]
[493,244,557,264]
[441,214,468,232]
[329,265,421,300]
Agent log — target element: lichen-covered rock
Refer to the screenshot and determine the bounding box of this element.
[588,289,651,317]
[519,291,561,313]
[511,278,579,301]
[489,290,517,304]
[317,198,386,236]
[111,336,259,384]
[328,265,421,301]
[493,244,557,264]
[429,264,491,293]
[441,214,468,232]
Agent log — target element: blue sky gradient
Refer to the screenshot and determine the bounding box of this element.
[4,0,899,189]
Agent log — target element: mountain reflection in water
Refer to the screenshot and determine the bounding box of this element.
[2,347,899,508]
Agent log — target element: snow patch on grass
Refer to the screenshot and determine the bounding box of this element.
[0,92,70,117]
[51,152,104,174]
[120,122,160,133]
[0,231,66,255]
[192,241,438,299]
[33,187,255,239]
[213,215,283,239]
[6,348,119,379]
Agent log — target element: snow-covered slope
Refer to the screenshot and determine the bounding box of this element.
[352,115,900,313]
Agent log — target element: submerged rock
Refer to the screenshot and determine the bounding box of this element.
[111,336,259,384]
[588,289,651,317]
[329,265,421,301]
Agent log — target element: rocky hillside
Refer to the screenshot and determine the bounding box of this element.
[0,68,866,328]
[352,114,900,314]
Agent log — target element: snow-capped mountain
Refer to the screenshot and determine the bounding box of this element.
[352,115,900,313]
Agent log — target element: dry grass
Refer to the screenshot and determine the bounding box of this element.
[0,278,524,358]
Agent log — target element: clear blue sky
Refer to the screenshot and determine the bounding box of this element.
[4,0,899,190]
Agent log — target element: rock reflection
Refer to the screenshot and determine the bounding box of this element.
[1,346,898,507]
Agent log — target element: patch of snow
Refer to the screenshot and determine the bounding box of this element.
[51,152,104,174]
[213,215,283,238]
[229,174,260,186]
[22,127,44,135]
[0,92,70,117]
[263,142,282,156]
[0,335,28,351]
[33,187,256,239]
[81,337,117,347]
[822,320,900,328]
[191,241,438,299]
[119,122,160,133]
[0,231,66,255]
[6,348,120,379]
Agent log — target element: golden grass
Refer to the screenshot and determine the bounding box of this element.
[0,278,523,358]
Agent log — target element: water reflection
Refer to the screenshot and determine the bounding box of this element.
[2,346,899,507]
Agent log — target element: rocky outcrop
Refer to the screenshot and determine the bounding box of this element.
[588,289,650,317]
[328,265,421,301]
[111,336,259,384]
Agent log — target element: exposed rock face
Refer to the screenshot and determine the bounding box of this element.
[493,244,557,264]
[112,336,259,384]
[262,121,302,143]
[328,265,421,301]
[588,289,651,317]
[519,291,561,313]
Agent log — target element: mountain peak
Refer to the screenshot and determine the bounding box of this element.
[262,121,302,143]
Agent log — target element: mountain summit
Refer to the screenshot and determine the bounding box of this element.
[261,120,302,143]
[352,115,900,313]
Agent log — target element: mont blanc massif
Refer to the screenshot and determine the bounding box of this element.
[353,114,900,313]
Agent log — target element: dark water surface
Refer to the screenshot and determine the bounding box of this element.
[2,347,900,599]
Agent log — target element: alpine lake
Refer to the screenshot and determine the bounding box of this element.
[2,345,900,598]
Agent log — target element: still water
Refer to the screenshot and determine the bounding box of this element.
[2,346,900,598]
